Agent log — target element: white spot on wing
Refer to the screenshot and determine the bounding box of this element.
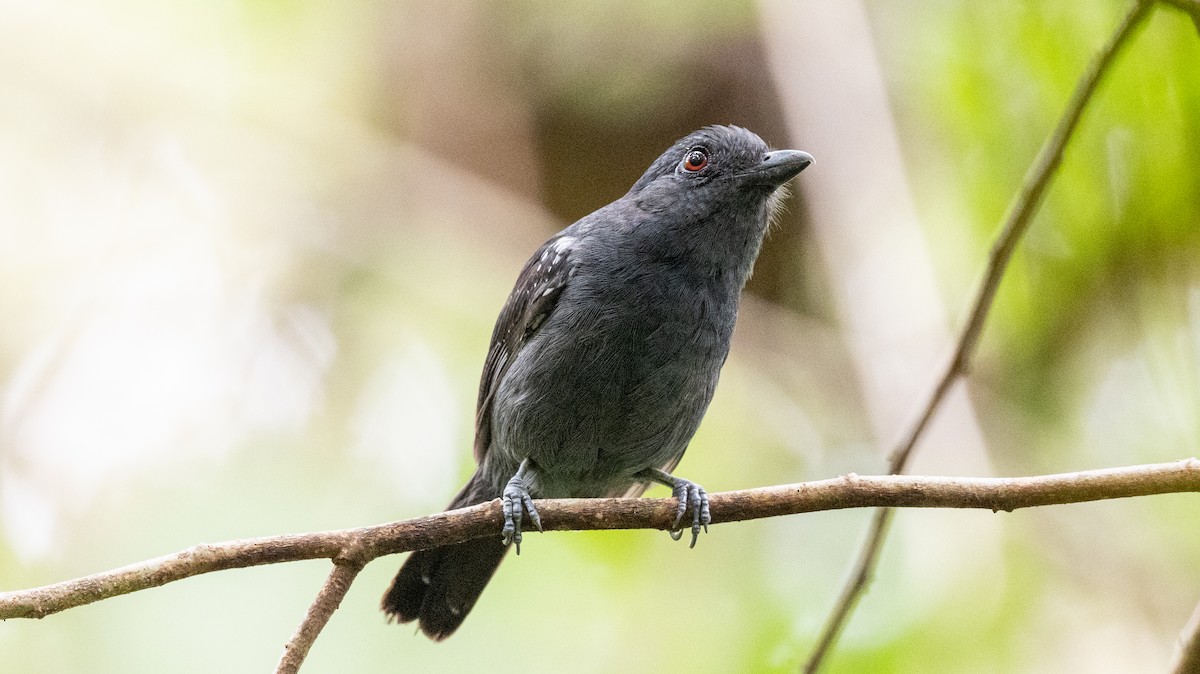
[552,236,575,254]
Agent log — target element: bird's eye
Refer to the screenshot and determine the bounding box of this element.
[682,149,709,172]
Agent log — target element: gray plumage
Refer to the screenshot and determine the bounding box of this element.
[382,125,812,640]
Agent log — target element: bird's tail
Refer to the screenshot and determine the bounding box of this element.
[381,473,508,640]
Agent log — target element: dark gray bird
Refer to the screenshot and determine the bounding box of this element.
[381,125,812,640]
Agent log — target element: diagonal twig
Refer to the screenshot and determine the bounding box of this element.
[802,2,1155,671]
[1172,595,1200,674]
[1157,0,1200,34]
[276,557,366,674]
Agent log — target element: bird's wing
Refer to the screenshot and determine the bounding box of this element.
[474,233,578,463]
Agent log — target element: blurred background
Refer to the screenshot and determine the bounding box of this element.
[1,1,1199,672]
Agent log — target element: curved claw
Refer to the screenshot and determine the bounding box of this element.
[501,475,541,554]
[668,478,711,548]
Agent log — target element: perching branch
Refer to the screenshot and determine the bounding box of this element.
[803,2,1155,672]
[2,459,1198,625]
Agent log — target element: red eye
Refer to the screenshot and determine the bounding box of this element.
[682,149,708,172]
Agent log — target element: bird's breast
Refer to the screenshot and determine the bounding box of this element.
[488,259,737,495]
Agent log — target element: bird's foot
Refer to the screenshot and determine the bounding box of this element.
[501,474,542,554]
[666,477,710,548]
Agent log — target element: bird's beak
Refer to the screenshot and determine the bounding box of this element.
[743,149,814,187]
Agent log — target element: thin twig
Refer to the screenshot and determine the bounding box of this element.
[276,558,365,674]
[1172,597,1200,674]
[1157,0,1200,34]
[802,3,1155,672]
[2,458,1198,623]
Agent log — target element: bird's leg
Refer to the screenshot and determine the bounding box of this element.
[634,467,711,548]
[501,458,543,554]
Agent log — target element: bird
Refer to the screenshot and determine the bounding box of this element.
[381,125,813,640]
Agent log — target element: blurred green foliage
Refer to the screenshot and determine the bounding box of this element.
[879,3,1200,441]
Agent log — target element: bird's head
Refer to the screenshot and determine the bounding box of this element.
[622,126,812,284]
[628,125,813,219]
